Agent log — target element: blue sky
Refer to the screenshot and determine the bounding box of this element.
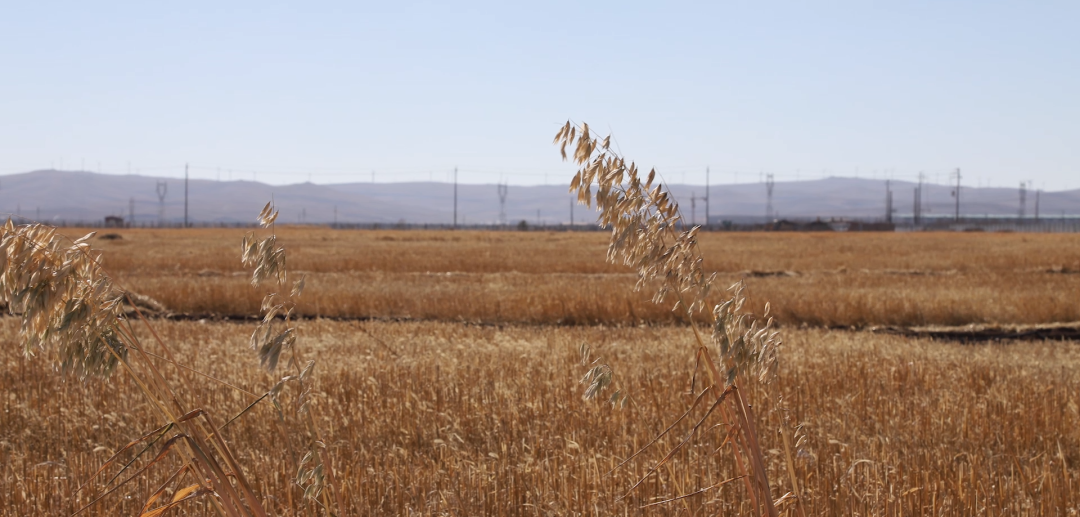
[1,1,1077,189]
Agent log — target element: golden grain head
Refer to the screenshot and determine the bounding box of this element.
[0,220,127,378]
[244,205,308,375]
[555,122,781,384]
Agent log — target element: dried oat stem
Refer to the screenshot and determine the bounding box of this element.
[243,201,344,514]
[555,120,788,515]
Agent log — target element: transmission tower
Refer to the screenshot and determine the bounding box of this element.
[497,183,508,226]
[765,174,775,222]
[156,181,168,226]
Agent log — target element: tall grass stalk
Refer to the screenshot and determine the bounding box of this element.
[555,121,798,515]
[242,201,344,514]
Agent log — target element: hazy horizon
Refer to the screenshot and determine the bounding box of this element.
[3,169,1076,225]
[2,2,1077,189]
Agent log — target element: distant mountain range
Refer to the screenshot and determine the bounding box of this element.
[1,169,1077,225]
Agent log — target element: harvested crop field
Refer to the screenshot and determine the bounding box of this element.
[1,228,1078,516]
[93,228,1080,327]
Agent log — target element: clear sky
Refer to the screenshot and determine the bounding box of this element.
[1,1,1077,189]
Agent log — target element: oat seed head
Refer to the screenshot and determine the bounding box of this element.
[555,121,779,385]
[242,204,304,372]
[0,219,126,378]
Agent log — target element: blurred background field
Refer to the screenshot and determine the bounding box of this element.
[95,227,1080,327]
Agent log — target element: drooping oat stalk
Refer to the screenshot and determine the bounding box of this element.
[555,121,794,515]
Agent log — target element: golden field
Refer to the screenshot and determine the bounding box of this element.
[1,228,1079,515]
[3,320,1077,515]
[94,228,1080,327]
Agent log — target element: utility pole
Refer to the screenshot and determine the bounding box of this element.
[914,172,925,226]
[705,166,710,229]
[129,197,135,226]
[334,205,338,226]
[156,181,167,226]
[1035,188,1041,221]
[913,185,921,226]
[691,192,697,226]
[765,173,775,222]
[885,180,893,224]
[453,167,458,229]
[184,163,189,228]
[952,168,961,222]
[1019,181,1028,220]
[497,183,508,226]
[569,197,574,226]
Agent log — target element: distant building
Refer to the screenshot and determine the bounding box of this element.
[104,215,125,228]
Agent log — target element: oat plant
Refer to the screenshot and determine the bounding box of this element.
[1,206,343,516]
[555,121,803,516]
[0,219,269,516]
[242,201,344,514]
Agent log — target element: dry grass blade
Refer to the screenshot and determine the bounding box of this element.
[138,465,190,515]
[76,422,173,496]
[139,486,213,517]
[639,476,745,509]
[619,386,732,500]
[72,434,190,516]
[609,385,714,476]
